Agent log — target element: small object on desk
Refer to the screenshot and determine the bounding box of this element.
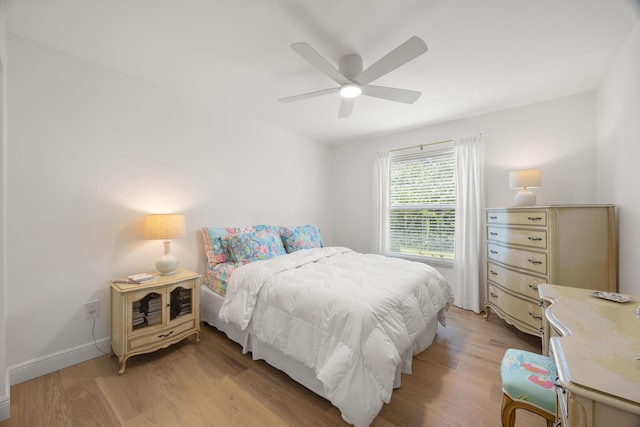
[112,273,154,284]
[112,277,140,285]
[126,273,154,283]
[590,291,633,303]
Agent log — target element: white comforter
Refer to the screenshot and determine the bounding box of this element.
[219,247,454,427]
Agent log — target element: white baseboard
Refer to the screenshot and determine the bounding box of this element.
[9,338,110,386]
[0,368,10,421]
[0,396,9,422]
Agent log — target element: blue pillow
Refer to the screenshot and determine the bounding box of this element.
[280,225,323,253]
[224,229,286,264]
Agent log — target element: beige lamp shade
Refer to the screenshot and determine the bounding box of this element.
[509,169,541,207]
[143,214,186,240]
[509,169,542,189]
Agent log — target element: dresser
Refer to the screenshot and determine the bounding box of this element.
[110,269,201,374]
[485,205,616,336]
[539,284,640,427]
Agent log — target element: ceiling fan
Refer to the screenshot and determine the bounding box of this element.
[279,36,428,119]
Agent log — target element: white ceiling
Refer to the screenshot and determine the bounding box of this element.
[6,0,639,145]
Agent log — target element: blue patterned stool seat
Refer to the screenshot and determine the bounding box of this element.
[500,348,556,427]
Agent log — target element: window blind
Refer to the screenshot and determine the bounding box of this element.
[389,149,456,263]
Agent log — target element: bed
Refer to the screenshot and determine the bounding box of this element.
[200,225,454,427]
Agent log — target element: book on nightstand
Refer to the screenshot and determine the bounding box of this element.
[112,273,155,284]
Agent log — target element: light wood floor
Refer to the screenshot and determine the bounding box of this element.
[1,306,545,427]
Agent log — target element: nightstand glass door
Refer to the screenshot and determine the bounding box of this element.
[167,279,196,324]
[130,291,164,331]
[169,286,193,319]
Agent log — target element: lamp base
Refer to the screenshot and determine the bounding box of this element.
[156,240,178,275]
[514,189,537,207]
[156,254,178,275]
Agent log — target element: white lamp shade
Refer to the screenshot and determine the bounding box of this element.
[509,169,542,189]
[143,214,186,240]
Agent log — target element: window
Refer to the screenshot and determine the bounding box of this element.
[388,148,455,266]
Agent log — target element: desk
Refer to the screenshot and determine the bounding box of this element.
[539,284,640,427]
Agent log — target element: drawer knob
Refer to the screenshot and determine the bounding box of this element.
[490,292,498,299]
[490,270,498,276]
[527,258,542,265]
[489,215,498,220]
[528,284,539,291]
[527,216,543,221]
[528,311,542,320]
[490,250,498,254]
[527,236,542,241]
[489,232,498,236]
[157,330,175,339]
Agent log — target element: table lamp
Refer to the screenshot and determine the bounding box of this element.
[509,169,541,206]
[143,214,186,275]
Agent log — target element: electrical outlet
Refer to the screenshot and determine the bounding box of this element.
[85,300,99,319]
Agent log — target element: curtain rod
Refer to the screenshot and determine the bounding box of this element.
[389,139,453,153]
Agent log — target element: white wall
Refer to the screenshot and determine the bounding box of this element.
[330,91,598,288]
[596,22,640,295]
[0,0,8,420]
[6,35,332,382]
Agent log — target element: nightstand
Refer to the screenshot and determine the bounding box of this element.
[110,268,201,374]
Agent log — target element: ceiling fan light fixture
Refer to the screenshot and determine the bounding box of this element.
[340,83,362,98]
[280,37,428,117]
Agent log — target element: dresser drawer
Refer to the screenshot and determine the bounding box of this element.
[487,284,543,330]
[486,211,547,226]
[487,226,547,249]
[487,262,546,300]
[128,318,196,351]
[487,243,547,275]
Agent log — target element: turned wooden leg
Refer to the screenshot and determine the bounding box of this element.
[118,356,127,375]
[501,394,516,427]
[501,392,555,427]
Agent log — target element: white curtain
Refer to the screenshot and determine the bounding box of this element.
[373,152,390,255]
[453,134,485,313]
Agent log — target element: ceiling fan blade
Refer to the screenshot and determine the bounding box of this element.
[354,36,428,85]
[361,85,422,104]
[279,87,340,103]
[290,43,350,85]
[338,97,355,119]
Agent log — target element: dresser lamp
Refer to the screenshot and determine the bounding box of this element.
[509,169,541,206]
[143,214,186,275]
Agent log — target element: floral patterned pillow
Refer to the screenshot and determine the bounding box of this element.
[202,226,256,267]
[204,262,240,296]
[223,229,286,264]
[280,225,323,253]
